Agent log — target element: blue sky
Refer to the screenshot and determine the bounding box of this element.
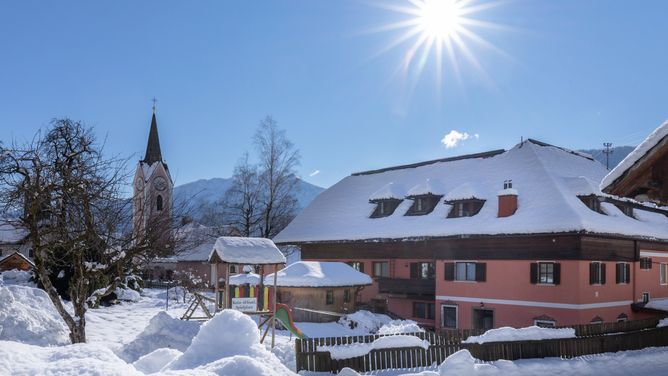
[1,1,666,189]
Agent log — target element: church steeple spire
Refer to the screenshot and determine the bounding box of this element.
[142,110,163,165]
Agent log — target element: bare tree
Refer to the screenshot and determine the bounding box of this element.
[253,116,301,238]
[0,119,181,343]
[223,152,262,237]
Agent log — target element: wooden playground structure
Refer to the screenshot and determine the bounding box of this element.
[180,236,294,347]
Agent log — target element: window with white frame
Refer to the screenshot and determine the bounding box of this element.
[373,261,389,278]
[455,262,477,281]
[539,263,554,284]
[616,262,630,284]
[661,263,667,285]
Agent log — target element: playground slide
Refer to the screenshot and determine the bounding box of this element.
[275,303,308,339]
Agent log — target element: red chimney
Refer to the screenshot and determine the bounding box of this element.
[498,180,518,217]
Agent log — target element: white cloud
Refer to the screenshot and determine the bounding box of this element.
[441,130,479,148]
[309,170,320,177]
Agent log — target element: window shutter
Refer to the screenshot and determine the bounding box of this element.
[410,263,419,279]
[625,263,631,283]
[616,264,622,284]
[589,262,596,285]
[475,263,487,282]
[649,258,653,269]
[359,262,364,273]
[530,263,538,284]
[444,263,455,281]
[601,263,606,284]
[553,263,561,285]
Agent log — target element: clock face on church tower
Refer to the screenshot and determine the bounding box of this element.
[154,176,168,191]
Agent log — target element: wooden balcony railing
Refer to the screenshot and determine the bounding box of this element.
[377,277,435,296]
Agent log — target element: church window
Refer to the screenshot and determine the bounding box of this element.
[156,195,163,211]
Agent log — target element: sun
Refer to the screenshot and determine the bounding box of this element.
[369,0,508,93]
[417,0,464,41]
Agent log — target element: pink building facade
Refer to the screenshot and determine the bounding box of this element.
[276,140,668,330]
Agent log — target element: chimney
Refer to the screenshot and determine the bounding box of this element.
[498,180,518,217]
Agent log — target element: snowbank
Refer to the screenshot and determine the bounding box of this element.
[115,286,141,302]
[657,318,668,328]
[645,298,668,312]
[320,335,430,360]
[133,348,182,374]
[0,340,141,376]
[463,326,575,344]
[435,347,668,376]
[166,309,295,375]
[119,311,201,362]
[377,319,424,335]
[0,285,70,346]
[339,310,392,333]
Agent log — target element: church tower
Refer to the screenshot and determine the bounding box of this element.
[133,108,173,244]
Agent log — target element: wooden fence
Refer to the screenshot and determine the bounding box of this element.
[295,317,667,373]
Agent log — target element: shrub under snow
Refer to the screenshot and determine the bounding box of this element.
[338,310,392,333]
[0,285,70,346]
[377,319,424,335]
[119,311,201,362]
[165,309,295,375]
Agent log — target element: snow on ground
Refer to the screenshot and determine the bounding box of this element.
[119,311,201,362]
[462,326,575,344]
[326,347,668,376]
[0,269,35,287]
[0,284,70,346]
[0,340,142,376]
[133,348,183,374]
[320,335,430,360]
[165,309,295,375]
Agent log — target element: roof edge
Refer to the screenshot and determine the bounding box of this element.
[351,149,506,176]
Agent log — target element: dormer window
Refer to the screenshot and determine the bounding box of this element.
[447,199,485,218]
[578,195,604,214]
[614,204,634,218]
[405,194,442,216]
[370,199,402,218]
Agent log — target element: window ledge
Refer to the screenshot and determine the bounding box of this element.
[453,280,478,283]
[536,283,556,286]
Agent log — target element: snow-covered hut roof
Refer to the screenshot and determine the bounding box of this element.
[208,237,286,265]
[274,139,668,244]
[601,120,668,192]
[264,261,372,287]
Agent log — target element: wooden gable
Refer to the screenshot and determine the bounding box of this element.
[0,251,34,272]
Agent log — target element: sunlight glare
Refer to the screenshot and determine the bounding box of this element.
[418,0,464,41]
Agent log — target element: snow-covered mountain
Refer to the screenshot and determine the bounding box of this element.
[579,146,634,170]
[173,177,324,220]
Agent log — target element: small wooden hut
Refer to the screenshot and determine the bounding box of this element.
[265,261,372,322]
[0,251,35,272]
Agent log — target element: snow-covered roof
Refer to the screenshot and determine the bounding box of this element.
[208,237,286,265]
[601,120,668,191]
[369,183,404,201]
[0,222,27,245]
[406,178,444,197]
[0,251,35,267]
[444,183,482,201]
[274,140,668,244]
[264,261,372,287]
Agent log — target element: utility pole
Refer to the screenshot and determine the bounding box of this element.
[603,142,613,170]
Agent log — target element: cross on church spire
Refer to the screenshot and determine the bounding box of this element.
[151,97,157,114]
